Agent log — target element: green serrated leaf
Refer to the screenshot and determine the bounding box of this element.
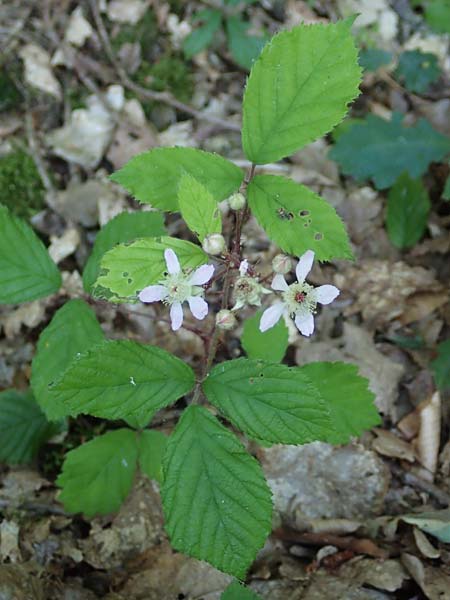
[431,339,450,391]
[31,300,105,420]
[221,580,262,600]
[386,173,430,249]
[395,50,440,94]
[161,405,272,579]
[178,174,222,242]
[359,48,392,72]
[138,430,167,484]
[203,358,333,444]
[242,19,361,164]
[298,362,381,444]
[110,148,244,212]
[94,236,208,302]
[82,211,166,293]
[57,429,138,517]
[248,175,353,261]
[241,309,288,363]
[0,389,57,464]
[330,113,450,190]
[183,10,222,58]
[0,204,61,304]
[225,17,267,71]
[47,340,195,423]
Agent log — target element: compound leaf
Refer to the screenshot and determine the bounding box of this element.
[161,405,272,579]
[138,430,167,484]
[386,173,430,249]
[0,204,61,304]
[83,211,166,293]
[94,236,208,302]
[110,148,244,212]
[47,340,195,424]
[57,429,138,517]
[178,174,222,242]
[330,113,450,190]
[0,389,57,465]
[248,175,353,261]
[31,300,104,420]
[241,309,288,363]
[242,19,361,164]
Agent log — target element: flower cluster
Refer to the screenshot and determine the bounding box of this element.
[139,248,339,337]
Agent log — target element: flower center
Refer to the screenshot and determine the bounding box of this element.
[161,273,193,304]
[283,282,316,317]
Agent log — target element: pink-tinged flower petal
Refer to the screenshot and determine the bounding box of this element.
[294,313,315,336]
[164,248,180,274]
[316,285,340,305]
[139,284,168,303]
[272,273,289,292]
[259,302,285,332]
[188,264,214,285]
[239,259,249,276]
[188,296,208,320]
[170,301,183,331]
[295,250,315,283]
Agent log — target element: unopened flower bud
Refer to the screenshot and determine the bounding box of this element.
[228,192,246,211]
[202,233,226,256]
[272,254,292,274]
[216,309,236,330]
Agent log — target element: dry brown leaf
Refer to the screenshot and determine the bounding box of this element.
[402,552,450,600]
[372,428,417,462]
[416,391,441,479]
[413,527,441,559]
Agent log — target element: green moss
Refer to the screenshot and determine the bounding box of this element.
[110,8,158,57]
[0,149,46,218]
[136,54,193,103]
[0,67,21,112]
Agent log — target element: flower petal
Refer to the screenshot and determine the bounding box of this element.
[259,302,285,332]
[316,285,340,305]
[164,248,180,274]
[294,313,314,336]
[239,259,249,276]
[295,250,314,283]
[188,264,214,285]
[170,301,183,331]
[188,296,208,320]
[138,285,168,303]
[272,273,288,292]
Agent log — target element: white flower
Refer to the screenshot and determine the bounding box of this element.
[232,260,271,311]
[259,250,339,337]
[139,249,214,331]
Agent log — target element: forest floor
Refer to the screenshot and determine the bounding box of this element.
[0,1,449,598]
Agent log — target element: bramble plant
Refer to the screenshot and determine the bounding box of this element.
[1,19,385,593]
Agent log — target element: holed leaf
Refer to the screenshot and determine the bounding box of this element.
[82,211,166,293]
[161,405,272,579]
[248,175,353,261]
[94,236,208,302]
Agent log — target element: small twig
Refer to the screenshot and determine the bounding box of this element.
[88,0,241,132]
[391,463,450,506]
